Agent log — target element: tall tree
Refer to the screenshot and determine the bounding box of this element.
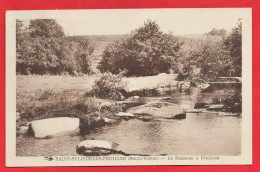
[28,19,65,38]
[98,20,181,76]
[224,19,242,76]
[16,19,94,75]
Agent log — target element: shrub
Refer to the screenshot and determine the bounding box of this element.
[93,71,128,100]
[34,89,54,100]
[222,90,242,113]
[209,89,242,113]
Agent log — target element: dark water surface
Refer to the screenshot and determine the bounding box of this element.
[16,87,241,156]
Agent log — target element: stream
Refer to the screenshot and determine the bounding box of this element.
[16,86,241,156]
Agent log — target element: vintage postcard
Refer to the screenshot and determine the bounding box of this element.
[6,9,252,166]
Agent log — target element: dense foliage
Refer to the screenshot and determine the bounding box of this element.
[93,71,127,100]
[178,20,242,79]
[16,19,94,75]
[98,19,242,79]
[98,20,182,76]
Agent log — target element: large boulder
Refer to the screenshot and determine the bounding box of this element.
[27,117,80,138]
[128,102,186,120]
[76,140,120,156]
[79,117,105,135]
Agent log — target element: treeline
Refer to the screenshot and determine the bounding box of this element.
[16,19,94,75]
[98,19,242,78]
[178,22,242,79]
[16,19,242,78]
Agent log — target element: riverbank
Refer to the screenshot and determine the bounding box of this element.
[16,74,241,135]
[16,73,178,134]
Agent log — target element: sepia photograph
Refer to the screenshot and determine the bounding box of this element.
[5,9,252,166]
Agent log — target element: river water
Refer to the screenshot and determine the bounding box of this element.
[16,87,241,156]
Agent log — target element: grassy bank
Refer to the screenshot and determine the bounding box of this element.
[16,73,178,129]
[17,73,178,94]
[16,88,121,130]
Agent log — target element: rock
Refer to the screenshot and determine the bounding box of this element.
[79,117,105,135]
[76,140,119,156]
[217,112,242,117]
[103,117,117,124]
[137,116,153,122]
[129,88,159,97]
[207,104,225,111]
[187,109,207,113]
[194,102,210,109]
[118,100,145,111]
[17,125,29,135]
[157,84,166,92]
[128,102,185,120]
[115,112,134,117]
[166,113,186,120]
[177,82,190,90]
[133,96,140,99]
[16,112,21,120]
[27,117,80,138]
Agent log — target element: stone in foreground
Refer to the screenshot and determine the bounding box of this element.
[76,140,120,156]
[27,117,79,138]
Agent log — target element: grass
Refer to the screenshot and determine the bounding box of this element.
[17,75,95,95]
[16,83,122,129]
[17,73,178,94]
[16,73,179,129]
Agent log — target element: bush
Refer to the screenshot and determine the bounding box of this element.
[93,71,128,100]
[222,90,242,113]
[209,89,242,113]
[34,89,54,100]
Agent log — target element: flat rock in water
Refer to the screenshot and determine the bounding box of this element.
[194,102,210,109]
[76,140,119,156]
[128,102,185,119]
[27,117,80,138]
[103,117,116,123]
[77,140,114,149]
[117,99,145,110]
[207,104,225,111]
[115,112,134,117]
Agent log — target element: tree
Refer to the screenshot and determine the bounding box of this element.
[28,19,65,38]
[74,39,94,74]
[16,19,94,75]
[178,21,242,80]
[207,28,227,39]
[98,20,181,76]
[224,19,242,76]
[178,34,230,79]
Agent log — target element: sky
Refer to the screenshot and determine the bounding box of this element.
[16,9,247,36]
